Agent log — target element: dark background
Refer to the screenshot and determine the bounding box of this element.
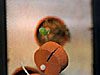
[0,0,7,75]
[92,0,100,75]
[0,0,100,75]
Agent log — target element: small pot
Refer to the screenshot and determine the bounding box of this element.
[34,16,70,47]
[12,66,39,75]
[34,42,68,75]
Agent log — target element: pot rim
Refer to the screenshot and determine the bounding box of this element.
[34,16,68,47]
[12,66,38,75]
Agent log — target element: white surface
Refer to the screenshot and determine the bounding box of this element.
[7,0,92,75]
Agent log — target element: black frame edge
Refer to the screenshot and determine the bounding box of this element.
[0,0,7,75]
[92,0,100,75]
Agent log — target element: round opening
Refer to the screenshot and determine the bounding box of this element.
[12,66,39,75]
[35,16,70,46]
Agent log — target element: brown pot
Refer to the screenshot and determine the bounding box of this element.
[34,42,68,75]
[34,16,70,47]
[12,66,39,75]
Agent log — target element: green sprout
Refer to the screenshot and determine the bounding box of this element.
[39,27,50,36]
[39,27,50,41]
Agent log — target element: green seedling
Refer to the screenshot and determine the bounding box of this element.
[39,27,50,36]
[39,27,50,41]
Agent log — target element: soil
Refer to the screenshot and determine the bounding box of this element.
[36,17,70,46]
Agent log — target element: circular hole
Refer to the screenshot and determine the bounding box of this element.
[12,66,39,75]
[35,16,70,46]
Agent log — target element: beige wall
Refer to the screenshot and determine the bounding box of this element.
[7,0,93,75]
